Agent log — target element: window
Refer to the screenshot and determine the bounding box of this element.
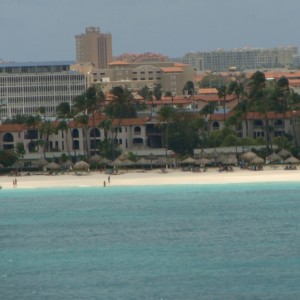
[212,121,220,130]
[3,133,14,142]
[133,138,143,145]
[134,126,141,134]
[72,129,79,138]
[73,140,79,150]
[253,120,263,127]
[274,119,283,127]
[90,128,100,138]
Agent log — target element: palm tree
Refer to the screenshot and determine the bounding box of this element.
[39,120,56,158]
[154,84,162,101]
[217,85,228,121]
[104,86,136,160]
[200,102,217,137]
[157,105,177,166]
[56,102,73,159]
[274,76,290,135]
[56,120,70,156]
[25,115,41,152]
[85,86,106,155]
[98,119,113,157]
[74,114,89,158]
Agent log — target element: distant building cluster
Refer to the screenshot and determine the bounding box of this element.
[182,46,298,71]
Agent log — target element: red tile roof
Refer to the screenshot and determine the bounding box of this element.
[160,67,183,73]
[108,60,130,66]
[0,124,26,132]
[198,88,218,94]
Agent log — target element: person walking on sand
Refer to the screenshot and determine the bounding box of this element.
[108,175,110,184]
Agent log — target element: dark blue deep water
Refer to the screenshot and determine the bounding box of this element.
[1,183,300,299]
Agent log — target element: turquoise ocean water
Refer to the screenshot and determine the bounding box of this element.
[0,183,300,300]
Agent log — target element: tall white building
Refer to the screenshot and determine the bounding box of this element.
[0,61,86,118]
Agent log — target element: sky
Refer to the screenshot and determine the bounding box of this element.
[1,0,300,62]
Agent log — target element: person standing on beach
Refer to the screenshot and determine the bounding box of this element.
[108,175,110,184]
[103,180,106,187]
[12,178,17,188]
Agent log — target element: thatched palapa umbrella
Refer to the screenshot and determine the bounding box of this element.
[241,151,257,162]
[195,158,211,165]
[250,156,265,165]
[284,156,300,164]
[278,149,292,159]
[266,152,282,163]
[154,157,168,166]
[32,158,49,167]
[181,157,196,164]
[88,154,103,163]
[46,162,61,171]
[61,160,73,169]
[220,154,237,165]
[136,157,151,169]
[120,159,135,167]
[112,158,123,167]
[74,160,89,171]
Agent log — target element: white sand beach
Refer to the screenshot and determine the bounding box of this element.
[1,166,300,189]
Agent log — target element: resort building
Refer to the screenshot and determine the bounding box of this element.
[0,61,86,119]
[182,46,298,72]
[88,61,195,95]
[75,27,113,69]
[1,106,300,160]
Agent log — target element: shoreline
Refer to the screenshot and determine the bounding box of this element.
[1,166,300,190]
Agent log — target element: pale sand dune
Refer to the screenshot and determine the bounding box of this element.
[1,166,300,190]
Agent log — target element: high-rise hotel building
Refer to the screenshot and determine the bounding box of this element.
[75,27,112,69]
[0,61,86,118]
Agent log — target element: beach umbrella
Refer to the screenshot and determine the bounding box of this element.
[250,156,265,165]
[46,162,61,170]
[112,158,123,167]
[207,149,219,159]
[32,158,49,167]
[154,157,168,166]
[181,157,196,164]
[146,153,157,161]
[195,158,211,165]
[120,159,135,167]
[278,149,292,159]
[266,152,282,163]
[61,160,73,168]
[220,154,237,165]
[100,157,111,165]
[11,161,23,169]
[118,152,130,160]
[136,157,151,166]
[88,154,103,163]
[284,156,300,164]
[241,151,257,162]
[74,160,89,170]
